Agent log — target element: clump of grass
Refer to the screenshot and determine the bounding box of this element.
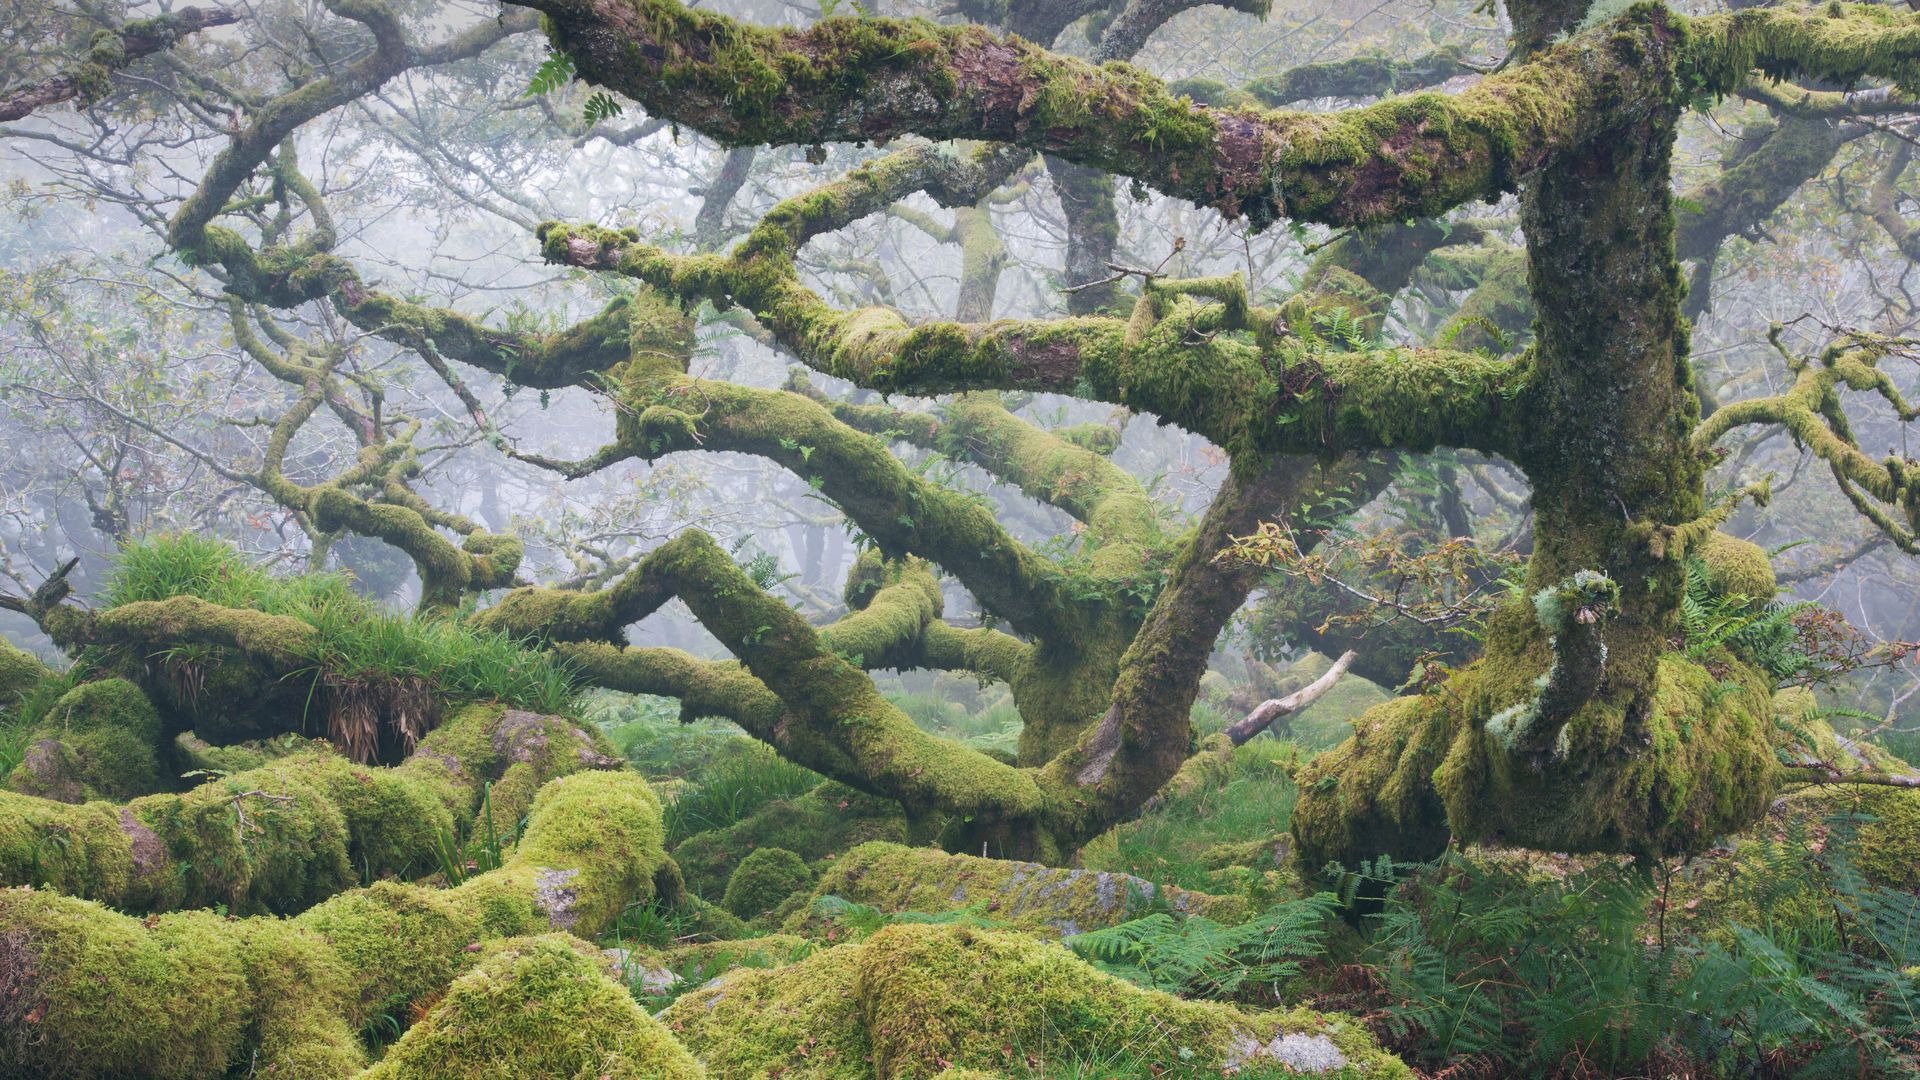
[662,740,822,844]
[100,535,576,759]
[103,533,355,614]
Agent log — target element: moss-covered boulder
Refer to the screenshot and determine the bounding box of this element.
[0,636,49,705]
[1780,784,1920,891]
[6,678,166,802]
[362,934,705,1079]
[796,842,1249,936]
[673,780,907,898]
[0,704,623,915]
[662,922,1410,1079]
[0,768,670,1079]
[723,846,814,919]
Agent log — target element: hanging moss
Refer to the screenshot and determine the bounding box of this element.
[361,934,705,1080]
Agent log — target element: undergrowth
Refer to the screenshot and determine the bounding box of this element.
[1338,819,1920,1078]
[1080,740,1302,895]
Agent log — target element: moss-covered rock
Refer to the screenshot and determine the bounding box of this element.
[662,922,1410,1079]
[673,780,907,898]
[6,678,166,802]
[172,729,327,774]
[795,842,1248,936]
[0,704,623,915]
[0,636,49,706]
[362,934,705,1080]
[0,768,670,1079]
[723,846,813,919]
[1779,784,1920,891]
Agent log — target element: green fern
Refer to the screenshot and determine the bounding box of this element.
[525,50,576,96]
[1066,893,1337,998]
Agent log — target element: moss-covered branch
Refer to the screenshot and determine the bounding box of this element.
[802,380,1155,554]
[497,530,1051,826]
[0,7,239,122]
[1693,326,1920,553]
[483,355,1079,644]
[1173,46,1477,108]
[541,219,1527,460]
[0,767,668,1079]
[522,0,1768,229]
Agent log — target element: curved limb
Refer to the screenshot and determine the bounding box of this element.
[0,7,239,122]
[524,0,1749,229]
[1693,325,1920,553]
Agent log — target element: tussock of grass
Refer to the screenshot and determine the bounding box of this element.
[98,537,576,759]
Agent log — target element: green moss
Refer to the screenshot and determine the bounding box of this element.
[664,932,871,1079]
[173,730,324,774]
[1290,695,1455,873]
[1296,642,1783,873]
[0,769,669,1077]
[1779,784,1920,891]
[723,846,814,919]
[0,704,621,914]
[1437,248,1532,354]
[672,781,907,899]
[662,922,1409,1079]
[5,678,165,802]
[362,934,704,1080]
[1696,531,1776,602]
[796,841,1249,936]
[0,637,49,706]
[1281,652,1394,752]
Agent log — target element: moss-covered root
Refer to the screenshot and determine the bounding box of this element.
[1291,651,1781,871]
[5,677,167,802]
[1289,695,1456,875]
[664,923,1410,1080]
[0,703,623,915]
[794,841,1248,936]
[362,934,706,1080]
[0,769,669,1080]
